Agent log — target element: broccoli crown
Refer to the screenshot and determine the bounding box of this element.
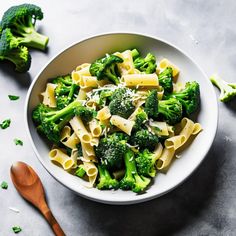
[144,89,159,119]
[210,74,236,102]
[0,28,31,72]
[109,87,135,118]
[0,4,48,50]
[74,106,96,123]
[135,149,157,177]
[158,98,183,125]
[95,132,128,171]
[158,67,173,94]
[165,81,200,116]
[119,149,150,193]
[134,53,157,74]
[89,54,123,85]
[52,75,73,86]
[133,107,148,130]
[97,165,119,190]
[32,100,82,143]
[130,129,159,151]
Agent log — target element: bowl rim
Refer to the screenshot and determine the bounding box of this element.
[24,32,218,205]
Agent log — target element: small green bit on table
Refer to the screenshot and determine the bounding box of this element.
[8,95,20,101]
[14,139,23,146]
[12,226,22,234]
[1,181,8,189]
[0,119,11,129]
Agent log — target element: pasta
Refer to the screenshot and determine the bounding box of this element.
[33,48,202,194]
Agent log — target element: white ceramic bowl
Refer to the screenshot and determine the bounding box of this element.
[25,33,218,205]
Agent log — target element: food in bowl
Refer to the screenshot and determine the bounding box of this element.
[32,48,202,193]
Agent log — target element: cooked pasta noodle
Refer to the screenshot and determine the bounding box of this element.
[110,115,135,135]
[41,83,57,107]
[123,73,159,87]
[156,147,175,170]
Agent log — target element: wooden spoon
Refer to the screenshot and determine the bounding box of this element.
[10,161,65,236]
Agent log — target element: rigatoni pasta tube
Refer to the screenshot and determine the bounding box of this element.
[123,73,159,87]
[49,148,75,170]
[69,116,92,143]
[89,119,102,137]
[96,106,111,121]
[156,147,175,170]
[159,58,180,79]
[110,115,135,135]
[83,162,98,187]
[41,83,57,108]
[80,76,98,89]
[164,135,186,150]
[72,65,91,85]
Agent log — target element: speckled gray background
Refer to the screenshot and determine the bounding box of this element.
[1,0,236,235]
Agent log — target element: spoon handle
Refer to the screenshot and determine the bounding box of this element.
[41,204,65,236]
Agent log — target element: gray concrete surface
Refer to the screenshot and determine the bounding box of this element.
[1,0,236,235]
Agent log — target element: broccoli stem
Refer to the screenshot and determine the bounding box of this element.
[131,49,140,60]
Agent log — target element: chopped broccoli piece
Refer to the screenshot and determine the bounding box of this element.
[97,165,119,190]
[145,89,159,119]
[210,74,236,102]
[165,81,200,116]
[32,100,82,143]
[0,4,49,50]
[0,118,11,129]
[119,149,151,193]
[8,95,20,100]
[74,106,96,123]
[136,149,158,177]
[14,139,23,146]
[95,132,128,170]
[12,226,22,234]
[158,98,183,125]
[158,67,173,94]
[133,53,157,74]
[1,181,8,189]
[76,143,83,156]
[90,54,123,85]
[131,48,140,60]
[75,164,86,178]
[133,107,148,130]
[0,28,31,72]
[109,88,135,118]
[130,129,159,151]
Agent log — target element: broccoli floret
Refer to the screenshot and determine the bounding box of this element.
[74,106,96,123]
[158,67,173,94]
[130,129,159,151]
[99,89,114,106]
[0,4,49,50]
[119,149,151,193]
[144,89,159,119]
[95,132,128,170]
[89,54,123,85]
[32,100,82,143]
[210,74,236,102]
[75,164,86,178]
[136,149,158,177]
[0,28,31,72]
[97,165,119,190]
[109,88,135,119]
[52,75,73,86]
[133,107,148,130]
[133,53,157,74]
[76,143,83,157]
[158,98,183,125]
[165,81,200,116]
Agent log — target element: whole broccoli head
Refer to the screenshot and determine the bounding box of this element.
[109,87,135,119]
[0,4,49,50]
[32,100,82,143]
[130,129,159,151]
[95,132,128,171]
[133,53,157,74]
[135,149,158,177]
[119,149,151,193]
[96,165,119,190]
[165,81,200,116]
[89,54,123,85]
[144,89,159,119]
[210,74,236,102]
[158,98,183,125]
[158,67,173,94]
[133,107,148,130]
[0,28,31,72]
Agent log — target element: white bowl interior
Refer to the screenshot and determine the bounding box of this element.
[26,33,218,204]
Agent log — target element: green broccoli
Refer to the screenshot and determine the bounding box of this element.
[136,149,158,177]
[210,74,236,102]
[133,107,148,130]
[158,98,183,125]
[131,48,140,60]
[0,4,49,50]
[0,28,31,72]
[74,106,96,123]
[32,100,82,143]
[89,54,123,85]
[75,164,86,178]
[95,132,128,170]
[133,52,157,74]
[130,129,159,151]
[119,149,151,193]
[97,165,119,190]
[109,88,135,118]
[52,75,73,86]
[165,81,200,116]
[145,89,159,119]
[158,67,173,94]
